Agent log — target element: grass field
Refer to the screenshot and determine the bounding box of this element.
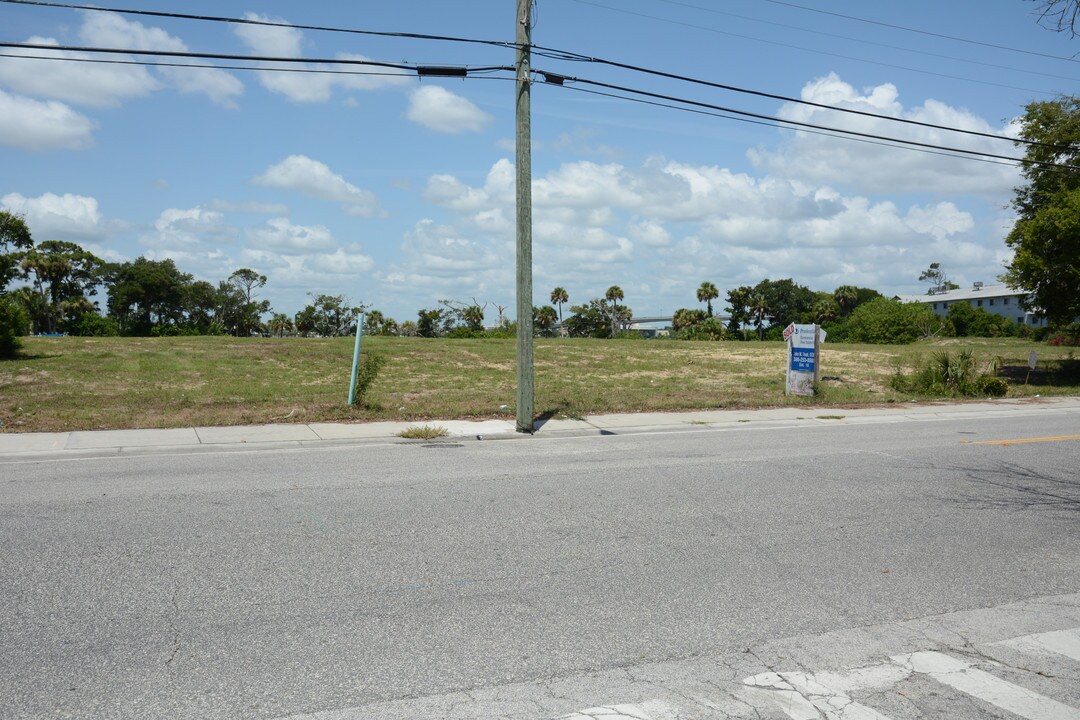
[1,335,1077,432]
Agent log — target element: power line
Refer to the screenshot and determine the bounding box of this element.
[0,51,516,80]
[541,70,1079,170]
[563,0,1058,97]
[761,0,1080,65]
[0,41,514,75]
[531,50,1056,151]
[641,0,1080,83]
[0,0,520,52]
[550,81,1031,171]
[4,0,1053,148]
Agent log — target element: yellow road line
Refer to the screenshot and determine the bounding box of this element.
[961,435,1080,446]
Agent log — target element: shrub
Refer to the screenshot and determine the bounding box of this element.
[351,352,386,407]
[676,316,727,341]
[0,296,29,358]
[846,297,933,344]
[1047,322,1080,347]
[890,349,1008,397]
[66,312,119,337]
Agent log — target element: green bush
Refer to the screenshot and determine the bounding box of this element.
[0,296,29,358]
[65,312,119,337]
[846,297,933,344]
[351,352,386,407]
[890,349,1008,397]
[675,316,727,341]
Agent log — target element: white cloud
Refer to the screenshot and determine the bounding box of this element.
[79,12,242,107]
[407,86,491,133]
[748,73,1020,196]
[208,200,290,215]
[1,192,107,237]
[246,217,336,253]
[253,155,382,217]
[233,14,407,103]
[0,37,159,108]
[0,90,95,150]
[140,207,232,250]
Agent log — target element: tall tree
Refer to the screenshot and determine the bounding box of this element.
[550,287,569,321]
[833,285,859,315]
[104,257,192,334]
[533,305,558,337]
[696,280,719,317]
[1003,95,1080,326]
[605,285,624,335]
[18,241,105,334]
[918,262,958,293]
[1031,0,1080,35]
[0,211,34,292]
[725,286,753,336]
[268,312,293,337]
[750,293,770,340]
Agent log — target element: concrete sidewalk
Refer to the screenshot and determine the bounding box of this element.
[1,396,1077,457]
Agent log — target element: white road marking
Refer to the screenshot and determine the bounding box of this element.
[993,627,1080,663]
[743,670,895,719]
[892,651,1080,720]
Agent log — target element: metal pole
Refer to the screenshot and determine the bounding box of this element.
[347,312,365,406]
[515,0,534,433]
[813,323,821,392]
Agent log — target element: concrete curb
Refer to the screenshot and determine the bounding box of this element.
[0,396,1077,459]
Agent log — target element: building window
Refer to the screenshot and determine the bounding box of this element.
[933,303,938,310]
[989,298,994,306]
[1018,317,1025,324]
[1003,298,1010,306]
[976,299,983,307]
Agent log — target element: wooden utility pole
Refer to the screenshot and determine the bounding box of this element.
[515,0,534,433]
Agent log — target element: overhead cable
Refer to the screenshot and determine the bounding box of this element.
[543,70,1079,170]
[762,0,1080,64]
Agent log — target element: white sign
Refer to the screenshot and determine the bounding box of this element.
[786,324,819,396]
[1028,351,1038,370]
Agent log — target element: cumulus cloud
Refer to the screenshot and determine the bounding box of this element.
[748,73,1020,196]
[233,14,407,103]
[416,154,1003,307]
[0,91,96,150]
[140,207,232,250]
[245,217,336,253]
[1,191,108,237]
[407,86,492,133]
[78,12,242,107]
[207,200,290,215]
[253,155,382,216]
[0,38,159,108]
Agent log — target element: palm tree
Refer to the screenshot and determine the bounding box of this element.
[268,312,293,337]
[834,285,858,316]
[696,280,719,317]
[550,287,569,321]
[605,285,624,336]
[750,293,770,340]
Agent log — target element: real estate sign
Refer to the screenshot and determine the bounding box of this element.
[785,323,822,396]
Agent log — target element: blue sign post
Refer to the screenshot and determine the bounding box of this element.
[784,323,823,396]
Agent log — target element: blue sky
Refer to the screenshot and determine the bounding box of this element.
[1,0,1076,322]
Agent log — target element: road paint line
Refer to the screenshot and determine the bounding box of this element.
[961,435,1080,446]
[993,627,1080,663]
[557,700,677,720]
[892,651,1080,720]
[743,671,894,719]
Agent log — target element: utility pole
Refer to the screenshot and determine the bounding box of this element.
[515,0,534,433]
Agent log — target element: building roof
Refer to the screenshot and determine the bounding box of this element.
[897,283,1026,304]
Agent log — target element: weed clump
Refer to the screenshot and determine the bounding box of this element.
[890,349,1008,398]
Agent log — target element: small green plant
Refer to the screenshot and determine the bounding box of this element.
[397,425,449,440]
[351,352,386,407]
[890,349,1008,398]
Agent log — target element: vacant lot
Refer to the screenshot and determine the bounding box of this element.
[1,335,1076,432]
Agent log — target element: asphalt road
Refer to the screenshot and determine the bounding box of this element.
[2,408,1079,719]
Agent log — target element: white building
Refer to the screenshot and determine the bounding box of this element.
[897,282,1047,328]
